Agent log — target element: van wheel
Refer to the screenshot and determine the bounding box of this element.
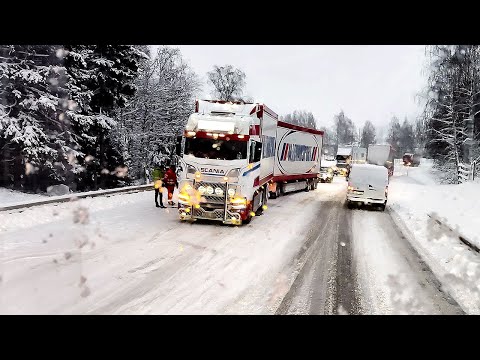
[347,201,354,209]
[379,203,386,211]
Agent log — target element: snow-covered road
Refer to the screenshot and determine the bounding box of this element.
[0,176,464,314]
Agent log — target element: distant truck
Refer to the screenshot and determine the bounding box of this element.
[335,147,352,176]
[176,99,323,225]
[335,146,367,176]
[367,144,396,176]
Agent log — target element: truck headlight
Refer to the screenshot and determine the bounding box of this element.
[230,197,247,206]
[215,187,223,196]
[228,188,235,197]
[198,186,206,194]
[206,186,214,194]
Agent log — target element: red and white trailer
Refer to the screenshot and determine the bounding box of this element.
[268,121,324,198]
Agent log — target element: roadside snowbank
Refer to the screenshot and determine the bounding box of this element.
[0,188,46,206]
[389,162,480,314]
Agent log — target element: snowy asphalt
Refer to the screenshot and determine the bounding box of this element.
[0,177,465,314]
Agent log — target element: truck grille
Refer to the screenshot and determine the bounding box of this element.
[194,181,227,200]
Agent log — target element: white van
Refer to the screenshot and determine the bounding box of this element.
[346,164,389,211]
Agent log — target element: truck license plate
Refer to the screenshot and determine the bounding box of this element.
[204,212,216,219]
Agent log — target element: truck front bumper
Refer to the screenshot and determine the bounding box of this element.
[178,203,243,225]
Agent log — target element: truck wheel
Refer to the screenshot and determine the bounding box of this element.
[379,203,386,211]
[269,191,277,199]
[256,189,267,215]
[305,180,310,192]
[347,201,354,209]
[243,213,252,224]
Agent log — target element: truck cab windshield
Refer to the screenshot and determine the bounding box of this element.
[184,137,247,160]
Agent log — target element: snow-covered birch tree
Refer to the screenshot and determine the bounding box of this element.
[115,46,200,183]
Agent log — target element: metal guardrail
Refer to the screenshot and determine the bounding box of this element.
[427,213,480,253]
[0,184,153,212]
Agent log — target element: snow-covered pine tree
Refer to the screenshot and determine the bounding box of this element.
[399,118,415,155]
[360,120,376,148]
[414,117,426,154]
[387,116,401,156]
[63,45,143,190]
[0,45,82,191]
[333,111,356,147]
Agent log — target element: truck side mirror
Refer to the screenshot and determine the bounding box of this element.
[175,135,183,156]
[254,142,262,162]
[249,141,256,163]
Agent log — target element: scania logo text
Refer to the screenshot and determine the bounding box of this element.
[200,167,226,175]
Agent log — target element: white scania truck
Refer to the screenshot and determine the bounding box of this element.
[176,100,323,225]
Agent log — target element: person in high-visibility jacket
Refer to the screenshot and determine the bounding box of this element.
[152,165,166,208]
[163,165,178,206]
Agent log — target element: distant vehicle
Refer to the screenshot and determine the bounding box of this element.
[346,164,389,211]
[336,146,367,176]
[336,147,352,176]
[351,146,367,164]
[367,144,396,177]
[319,166,333,183]
[403,153,421,167]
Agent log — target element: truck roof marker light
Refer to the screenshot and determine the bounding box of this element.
[186,131,196,137]
[206,132,212,137]
[195,171,201,179]
[250,212,256,217]
[223,176,228,182]
[238,135,244,139]
[213,133,219,139]
[262,205,268,210]
[219,133,225,138]
[247,163,253,169]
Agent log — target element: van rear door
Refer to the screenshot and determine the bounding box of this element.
[350,167,388,200]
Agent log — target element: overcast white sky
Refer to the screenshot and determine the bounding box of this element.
[155,45,427,133]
